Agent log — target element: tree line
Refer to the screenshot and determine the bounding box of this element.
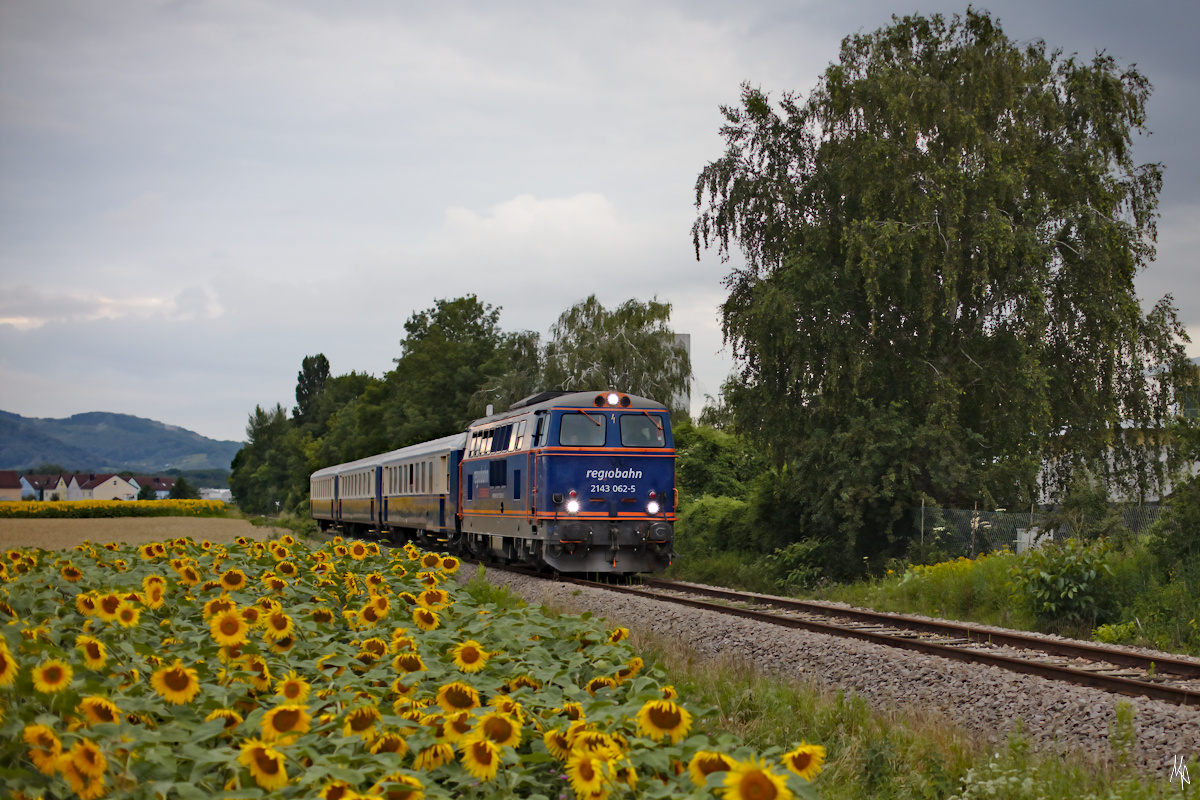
[229,295,691,514]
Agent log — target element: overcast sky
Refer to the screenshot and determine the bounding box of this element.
[2,1,1197,443]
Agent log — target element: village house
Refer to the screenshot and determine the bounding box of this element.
[0,470,22,502]
[19,474,68,501]
[131,475,176,499]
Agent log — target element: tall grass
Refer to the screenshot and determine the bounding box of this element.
[811,552,1035,630]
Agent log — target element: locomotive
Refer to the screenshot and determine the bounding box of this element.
[310,390,676,573]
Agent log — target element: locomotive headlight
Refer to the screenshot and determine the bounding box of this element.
[607,392,620,406]
[646,500,660,515]
[566,499,581,514]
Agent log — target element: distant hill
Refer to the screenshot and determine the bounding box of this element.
[0,410,243,473]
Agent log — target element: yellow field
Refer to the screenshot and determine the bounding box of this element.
[0,517,270,551]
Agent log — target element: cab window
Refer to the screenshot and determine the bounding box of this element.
[558,412,606,446]
[620,414,665,447]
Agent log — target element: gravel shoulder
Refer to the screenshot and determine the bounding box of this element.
[488,570,1200,777]
[0,517,269,551]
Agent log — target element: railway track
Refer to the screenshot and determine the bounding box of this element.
[504,569,1200,706]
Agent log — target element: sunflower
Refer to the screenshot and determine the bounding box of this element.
[144,584,166,609]
[334,544,349,558]
[32,658,73,693]
[418,572,440,588]
[440,556,461,574]
[263,611,295,640]
[209,608,249,647]
[391,564,408,578]
[412,608,440,632]
[616,657,644,683]
[781,742,826,781]
[0,643,19,685]
[436,681,481,713]
[115,601,141,628]
[203,595,236,619]
[80,696,121,726]
[312,607,335,624]
[270,544,289,560]
[419,552,441,569]
[369,732,410,757]
[238,738,289,791]
[558,701,586,721]
[205,707,244,735]
[343,705,382,739]
[397,591,419,606]
[275,670,312,702]
[276,561,298,578]
[689,751,735,786]
[413,742,454,771]
[76,593,98,616]
[488,696,524,720]
[138,543,157,559]
[242,654,273,691]
[67,737,107,777]
[450,640,490,673]
[151,659,202,705]
[661,685,678,700]
[96,592,122,621]
[543,728,573,761]
[585,676,617,696]
[440,710,475,743]
[60,564,83,582]
[178,565,201,586]
[262,704,312,742]
[349,541,369,560]
[359,604,384,626]
[635,700,692,744]
[369,772,425,800]
[60,756,107,800]
[723,758,794,800]
[474,712,521,747]
[23,723,61,775]
[505,674,542,693]
[566,753,609,798]
[608,627,630,643]
[318,779,356,800]
[270,634,296,654]
[219,568,248,592]
[459,736,502,782]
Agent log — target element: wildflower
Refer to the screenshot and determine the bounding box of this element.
[114,601,141,628]
[608,627,629,643]
[219,568,248,591]
[210,608,249,647]
[413,607,440,631]
[543,727,573,761]
[342,705,382,739]
[275,670,311,702]
[96,592,122,621]
[60,564,83,582]
[474,711,521,747]
[66,737,106,777]
[566,753,608,797]
[263,610,295,640]
[349,541,369,560]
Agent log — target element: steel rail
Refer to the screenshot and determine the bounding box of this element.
[639,578,1200,680]
[540,575,1200,706]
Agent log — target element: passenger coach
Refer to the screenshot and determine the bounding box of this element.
[310,390,676,574]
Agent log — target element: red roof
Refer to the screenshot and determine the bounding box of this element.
[79,474,121,490]
[21,474,64,490]
[132,476,176,490]
[0,470,21,490]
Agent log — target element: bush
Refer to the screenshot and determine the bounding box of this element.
[1010,538,1114,629]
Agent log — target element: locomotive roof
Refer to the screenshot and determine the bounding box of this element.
[468,390,668,428]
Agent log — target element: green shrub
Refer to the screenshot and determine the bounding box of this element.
[1011,538,1114,628]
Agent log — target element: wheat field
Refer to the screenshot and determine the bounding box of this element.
[0,517,271,551]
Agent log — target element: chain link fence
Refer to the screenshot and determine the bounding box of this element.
[914,503,1165,557]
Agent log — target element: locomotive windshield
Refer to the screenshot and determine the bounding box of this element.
[558,412,606,446]
[619,413,666,447]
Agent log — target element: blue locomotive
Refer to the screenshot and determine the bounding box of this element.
[310,390,676,573]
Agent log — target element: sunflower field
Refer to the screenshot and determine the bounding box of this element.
[0,500,228,519]
[0,535,824,799]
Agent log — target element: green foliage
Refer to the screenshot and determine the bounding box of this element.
[692,9,1195,566]
[461,565,527,610]
[1043,473,1130,543]
[1148,474,1200,568]
[292,353,330,423]
[673,418,761,501]
[136,482,157,501]
[167,475,200,500]
[764,540,825,593]
[1011,538,1115,628]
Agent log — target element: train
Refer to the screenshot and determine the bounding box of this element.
[309,390,676,573]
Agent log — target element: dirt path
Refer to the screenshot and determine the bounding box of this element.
[0,517,272,551]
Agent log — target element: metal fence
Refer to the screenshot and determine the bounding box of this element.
[914,503,1165,557]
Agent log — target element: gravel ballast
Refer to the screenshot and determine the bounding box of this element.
[487,570,1200,776]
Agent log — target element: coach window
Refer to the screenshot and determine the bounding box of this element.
[620,414,666,447]
[514,420,526,449]
[559,412,606,446]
